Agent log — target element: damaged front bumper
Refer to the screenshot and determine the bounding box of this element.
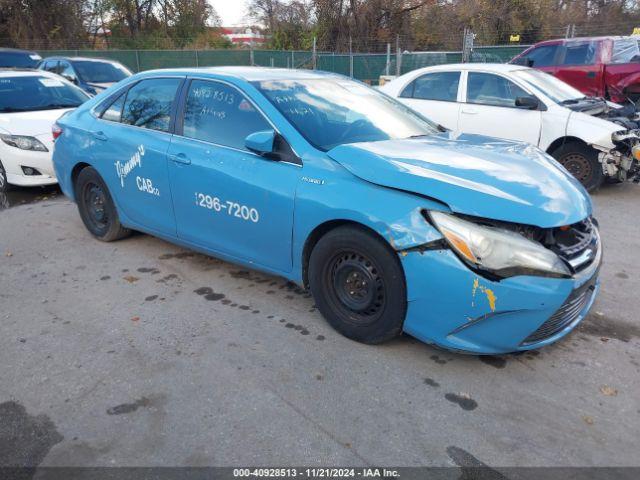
[595,130,640,182]
[399,237,601,355]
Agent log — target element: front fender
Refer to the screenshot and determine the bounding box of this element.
[291,159,445,284]
[566,110,622,150]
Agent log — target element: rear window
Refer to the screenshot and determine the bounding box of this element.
[0,51,41,68]
[612,38,640,64]
[0,75,89,113]
[73,61,131,83]
[561,42,597,66]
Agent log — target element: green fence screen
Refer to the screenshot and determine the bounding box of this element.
[36,45,529,84]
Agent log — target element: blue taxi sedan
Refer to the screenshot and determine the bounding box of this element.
[52,67,601,354]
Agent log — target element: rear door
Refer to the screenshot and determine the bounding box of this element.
[167,78,300,272]
[397,71,462,130]
[458,71,542,146]
[90,77,183,236]
[555,40,604,97]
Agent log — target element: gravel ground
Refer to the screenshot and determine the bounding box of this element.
[0,183,638,468]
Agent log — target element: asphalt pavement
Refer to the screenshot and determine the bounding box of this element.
[0,183,638,468]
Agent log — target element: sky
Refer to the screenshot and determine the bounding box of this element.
[208,0,251,27]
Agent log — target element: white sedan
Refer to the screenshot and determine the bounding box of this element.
[380,63,640,191]
[0,70,90,191]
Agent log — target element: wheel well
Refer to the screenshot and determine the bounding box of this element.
[546,136,587,155]
[301,220,395,288]
[70,162,91,200]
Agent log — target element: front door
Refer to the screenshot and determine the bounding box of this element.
[168,79,299,273]
[90,77,183,235]
[458,71,542,146]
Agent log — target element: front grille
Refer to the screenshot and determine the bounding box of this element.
[521,279,596,345]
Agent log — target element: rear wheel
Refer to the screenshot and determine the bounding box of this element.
[551,142,603,192]
[75,166,131,242]
[309,226,407,344]
[0,159,7,192]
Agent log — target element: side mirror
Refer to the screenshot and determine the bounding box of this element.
[245,129,276,155]
[515,96,540,110]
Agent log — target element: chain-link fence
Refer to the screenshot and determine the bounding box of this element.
[35,45,530,85]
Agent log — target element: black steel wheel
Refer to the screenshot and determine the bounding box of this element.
[309,226,406,344]
[75,166,131,242]
[552,142,603,192]
[0,159,7,193]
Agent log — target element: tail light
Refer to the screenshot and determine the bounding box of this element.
[52,123,63,141]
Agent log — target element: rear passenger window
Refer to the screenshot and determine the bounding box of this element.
[101,92,126,122]
[401,72,460,102]
[122,78,181,132]
[561,42,596,66]
[182,80,270,150]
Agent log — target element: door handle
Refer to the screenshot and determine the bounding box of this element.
[92,131,107,141]
[461,108,478,115]
[169,153,191,165]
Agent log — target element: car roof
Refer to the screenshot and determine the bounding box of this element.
[0,48,38,54]
[42,56,122,63]
[0,68,59,78]
[406,63,526,74]
[532,35,636,46]
[136,66,345,82]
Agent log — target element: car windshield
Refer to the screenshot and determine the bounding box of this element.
[612,38,640,64]
[0,51,40,68]
[512,68,586,104]
[73,61,131,83]
[253,78,441,151]
[0,76,90,113]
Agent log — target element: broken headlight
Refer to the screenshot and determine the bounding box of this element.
[429,211,571,279]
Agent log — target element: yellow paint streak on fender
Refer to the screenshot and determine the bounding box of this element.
[471,277,497,312]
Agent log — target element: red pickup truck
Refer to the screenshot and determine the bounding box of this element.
[511,36,640,104]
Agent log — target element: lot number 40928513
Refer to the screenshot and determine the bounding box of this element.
[195,192,260,223]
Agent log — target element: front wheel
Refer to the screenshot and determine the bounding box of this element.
[551,142,603,192]
[75,166,131,242]
[309,226,407,344]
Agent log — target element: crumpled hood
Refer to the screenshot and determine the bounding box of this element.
[327,132,591,228]
[0,108,73,136]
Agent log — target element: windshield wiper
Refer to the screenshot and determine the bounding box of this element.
[39,103,80,110]
[560,97,588,105]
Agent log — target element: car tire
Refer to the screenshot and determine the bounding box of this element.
[75,166,131,242]
[0,159,7,193]
[551,142,603,192]
[309,225,407,344]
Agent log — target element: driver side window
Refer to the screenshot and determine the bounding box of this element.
[466,72,529,108]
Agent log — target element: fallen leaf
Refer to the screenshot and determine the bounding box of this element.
[131,316,140,322]
[599,385,618,397]
[600,337,610,342]
[582,415,594,425]
[5,251,12,257]
[123,276,139,283]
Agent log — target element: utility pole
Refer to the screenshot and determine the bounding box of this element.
[312,36,317,70]
[395,34,401,76]
[349,36,353,78]
[385,42,391,76]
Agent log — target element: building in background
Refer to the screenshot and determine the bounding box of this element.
[220,27,268,47]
